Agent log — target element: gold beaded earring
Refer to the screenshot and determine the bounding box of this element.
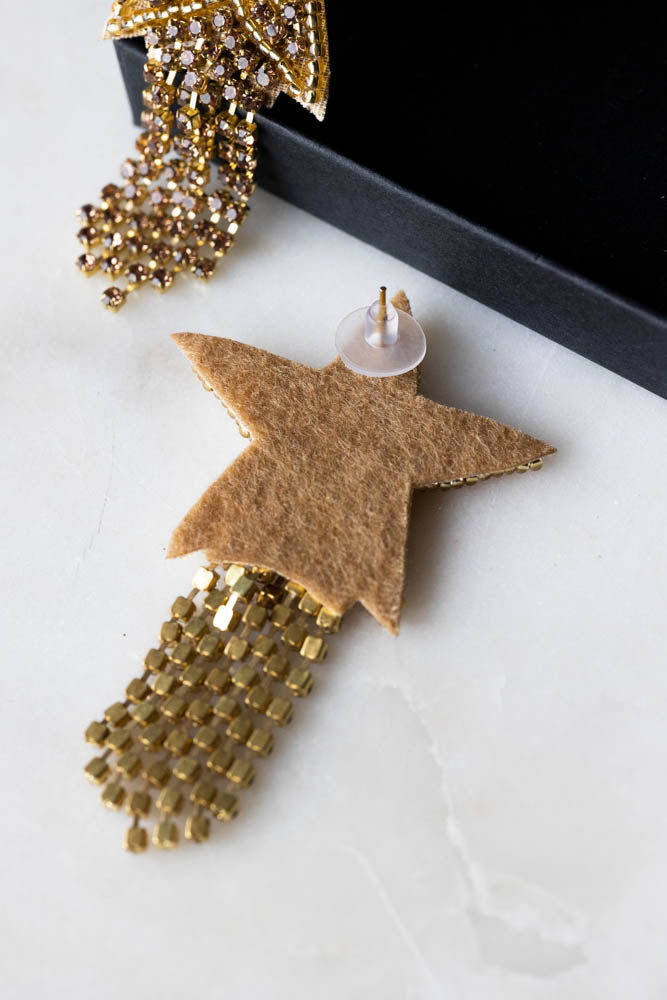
[83,290,555,851]
[75,2,329,310]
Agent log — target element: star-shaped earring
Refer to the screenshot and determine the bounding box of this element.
[169,292,555,633]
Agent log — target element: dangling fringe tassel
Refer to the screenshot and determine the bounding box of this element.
[76,2,325,309]
[84,563,340,851]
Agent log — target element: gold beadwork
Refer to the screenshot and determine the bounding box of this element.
[173,756,202,784]
[203,589,227,614]
[192,566,219,591]
[160,620,182,645]
[165,728,192,756]
[270,603,293,630]
[139,722,167,751]
[85,720,109,747]
[227,716,254,745]
[126,677,151,703]
[226,758,255,788]
[181,663,207,687]
[127,791,151,818]
[207,746,235,776]
[171,596,195,621]
[116,751,142,779]
[264,652,289,680]
[144,648,168,673]
[245,684,272,713]
[193,725,220,753]
[85,756,110,784]
[197,634,223,660]
[316,606,341,633]
[125,825,149,853]
[104,702,130,727]
[132,702,160,726]
[106,728,133,753]
[213,694,241,722]
[185,698,213,725]
[143,760,171,789]
[185,814,210,843]
[285,666,314,696]
[300,635,327,662]
[283,623,307,649]
[298,593,321,616]
[153,820,179,849]
[225,636,250,661]
[191,779,217,807]
[231,665,260,691]
[252,634,276,660]
[243,603,268,629]
[169,641,196,666]
[153,672,178,696]
[101,781,125,809]
[183,617,209,642]
[161,695,188,720]
[84,563,342,849]
[156,786,183,815]
[246,728,274,757]
[266,696,293,726]
[211,790,239,822]
[205,666,231,694]
[212,601,241,632]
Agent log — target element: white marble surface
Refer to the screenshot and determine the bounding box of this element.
[2,3,667,998]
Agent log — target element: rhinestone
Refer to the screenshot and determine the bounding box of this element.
[125,263,148,288]
[224,34,236,49]
[77,225,99,247]
[224,85,237,101]
[151,268,174,292]
[189,19,201,34]
[210,231,233,256]
[101,183,120,202]
[283,4,296,18]
[172,245,197,269]
[101,287,126,311]
[180,50,194,66]
[77,203,98,222]
[76,253,99,275]
[183,70,198,88]
[213,13,227,28]
[145,29,159,46]
[256,68,270,87]
[100,255,123,276]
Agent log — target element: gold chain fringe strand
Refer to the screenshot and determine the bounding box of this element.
[76,2,329,310]
[84,563,341,851]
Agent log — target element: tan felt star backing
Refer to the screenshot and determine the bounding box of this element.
[169,292,555,633]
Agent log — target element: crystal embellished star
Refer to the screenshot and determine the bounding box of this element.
[168,296,555,633]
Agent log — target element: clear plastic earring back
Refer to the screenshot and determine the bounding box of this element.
[335,286,426,377]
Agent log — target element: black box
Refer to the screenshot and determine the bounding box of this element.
[115,9,666,398]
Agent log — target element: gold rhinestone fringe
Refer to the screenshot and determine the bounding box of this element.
[76,2,326,310]
[84,563,341,851]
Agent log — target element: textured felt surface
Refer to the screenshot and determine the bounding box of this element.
[169,293,555,632]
